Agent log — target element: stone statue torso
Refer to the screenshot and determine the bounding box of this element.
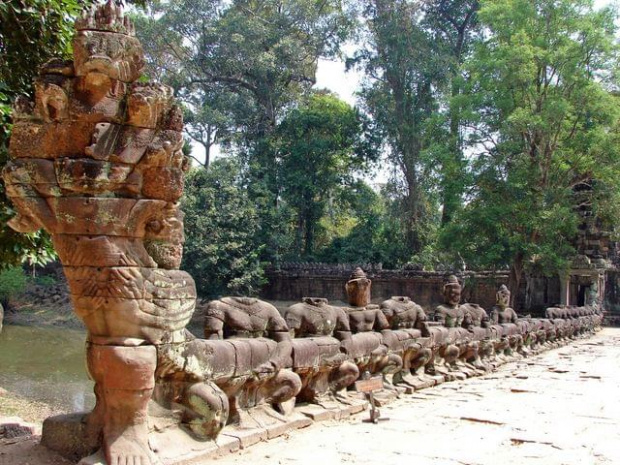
[285,298,349,337]
[380,296,425,329]
[434,304,464,328]
[346,305,390,333]
[491,305,518,324]
[205,297,287,339]
[461,303,489,328]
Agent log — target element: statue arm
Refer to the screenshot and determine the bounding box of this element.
[375,309,391,331]
[203,304,225,340]
[433,308,446,325]
[267,309,291,341]
[283,308,302,338]
[415,308,431,337]
[462,311,473,330]
[481,311,490,328]
[334,308,352,341]
[380,305,394,319]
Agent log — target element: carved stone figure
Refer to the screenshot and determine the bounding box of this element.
[461,303,490,330]
[460,303,492,370]
[4,4,219,463]
[284,297,352,340]
[345,267,372,307]
[283,298,359,402]
[380,296,428,331]
[490,285,523,357]
[343,269,404,386]
[200,296,302,419]
[203,297,289,341]
[433,275,465,327]
[490,285,519,324]
[380,297,433,386]
[428,276,465,374]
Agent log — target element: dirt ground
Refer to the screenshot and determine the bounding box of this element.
[2,328,619,465]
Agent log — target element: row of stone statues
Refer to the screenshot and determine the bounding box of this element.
[200,269,601,398]
[1,3,602,464]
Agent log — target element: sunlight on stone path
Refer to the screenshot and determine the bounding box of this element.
[211,328,620,465]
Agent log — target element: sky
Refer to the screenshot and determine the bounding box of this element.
[315,56,361,106]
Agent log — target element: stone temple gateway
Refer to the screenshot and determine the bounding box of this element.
[1,3,603,464]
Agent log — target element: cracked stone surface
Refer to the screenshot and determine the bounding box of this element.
[212,328,620,465]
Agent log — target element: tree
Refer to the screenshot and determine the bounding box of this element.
[352,0,449,255]
[135,0,354,159]
[317,181,412,267]
[444,0,620,304]
[276,92,378,258]
[181,159,266,298]
[135,0,355,263]
[422,0,480,225]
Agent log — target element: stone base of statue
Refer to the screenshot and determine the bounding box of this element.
[41,402,314,464]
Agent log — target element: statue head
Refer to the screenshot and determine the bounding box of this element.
[73,1,144,82]
[496,285,510,308]
[443,275,461,307]
[346,267,371,307]
[350,267,367,280]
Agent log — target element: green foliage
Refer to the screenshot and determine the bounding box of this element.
[276,92,379,257]
[315,182,407,268]
[181,160,266,298]
[35,274,57,287]
[441,0,620,292]
[136,0,358,267]
[352,0,480,255]
[0,266,28,307]
[135,0,354,159]
[0,0,87,93]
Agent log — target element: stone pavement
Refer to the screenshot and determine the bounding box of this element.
[209,328,620,465]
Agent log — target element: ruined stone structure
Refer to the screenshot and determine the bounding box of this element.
[262,264,620,318]
[1,3,604,464]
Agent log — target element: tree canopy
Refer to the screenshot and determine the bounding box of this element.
[442,0,620,300]
[2,0,620,304]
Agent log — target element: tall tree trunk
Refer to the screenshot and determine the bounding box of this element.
[441,79,463,225]
[295,214,304,256]
[304,218,314,257]
[508,251,524,309]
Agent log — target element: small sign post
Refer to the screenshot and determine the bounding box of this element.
[354,371,388,424]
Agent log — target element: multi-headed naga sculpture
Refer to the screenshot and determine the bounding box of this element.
[5,3,229,464]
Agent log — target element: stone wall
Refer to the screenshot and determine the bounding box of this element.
[261,265,565,314]
[605,271,620,325]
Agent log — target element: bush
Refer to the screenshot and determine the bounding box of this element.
[34,275,57,287]
[0,266,28,308]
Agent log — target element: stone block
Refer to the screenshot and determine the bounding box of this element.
[41,413,95,462]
